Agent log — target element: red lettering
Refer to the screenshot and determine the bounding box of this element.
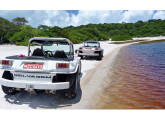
[23,63,43,69]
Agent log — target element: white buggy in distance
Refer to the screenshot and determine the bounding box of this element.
[0,37,81,99]
[76,41,104,60]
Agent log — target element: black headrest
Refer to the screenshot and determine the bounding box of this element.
[32,48,44,56]
[54,50,67,58]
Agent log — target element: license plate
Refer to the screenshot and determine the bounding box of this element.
[23,63,43,69]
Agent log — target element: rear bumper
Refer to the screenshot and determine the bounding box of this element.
[0,78,69,90]
[78,49,100,56]
[78,53,99,56]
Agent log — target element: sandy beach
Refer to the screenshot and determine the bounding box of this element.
[0,36,165,109]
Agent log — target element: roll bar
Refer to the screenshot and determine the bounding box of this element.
[28,37,74,57]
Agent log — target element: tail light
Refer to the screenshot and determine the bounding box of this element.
[0,60,12,66]
[79,47,82,50]
[56,63,69,68]
[95,48,98,50]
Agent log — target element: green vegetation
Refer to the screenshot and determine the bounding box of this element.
[9,25,47,45]
[0,16,165,45]
[112,35,133,41]
[0,17,18,44]
[12,17,28,26]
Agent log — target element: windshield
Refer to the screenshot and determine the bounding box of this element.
[43,42,70,53]
[84,42,99,47]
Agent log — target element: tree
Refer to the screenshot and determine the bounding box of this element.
[38,25,50,30]
[0,15,165,45]
[12,17,28,26]
[0,17,17,44]
[50,26,62,37]
[9,25,46,45]
[60,29,69,38]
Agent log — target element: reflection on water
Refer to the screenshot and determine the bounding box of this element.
[94,42,165,109]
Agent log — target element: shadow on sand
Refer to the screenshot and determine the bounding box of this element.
[81,56,101,61]
[4,73,83,109]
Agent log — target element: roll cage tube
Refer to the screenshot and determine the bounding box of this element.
[28,37,74,58]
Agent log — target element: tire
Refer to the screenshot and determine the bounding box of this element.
[78,55,83,59]
[64,72,79,99]
[97,52,102,60]
[102,51,104,57]
[1,85,18,95]
[79,62,82,75]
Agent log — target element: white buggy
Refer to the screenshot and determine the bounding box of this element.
[76,41,104,60]
[0,37,81,99]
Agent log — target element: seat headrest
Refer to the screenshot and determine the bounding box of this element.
[54,50,67,58]
[32,48,44,56]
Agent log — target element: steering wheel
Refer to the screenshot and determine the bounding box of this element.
[44,50,53,57]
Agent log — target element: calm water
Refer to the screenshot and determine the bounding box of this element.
[95,42,165,109]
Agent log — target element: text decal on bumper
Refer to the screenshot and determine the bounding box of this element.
[23,63,43,69]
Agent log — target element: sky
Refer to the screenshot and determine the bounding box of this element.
[0,10,165,28]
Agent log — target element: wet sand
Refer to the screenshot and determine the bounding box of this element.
[70,45,128,109]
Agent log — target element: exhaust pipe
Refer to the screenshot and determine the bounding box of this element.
[45,90,56,94]
[25,85,37,94]
[49,90,56,94]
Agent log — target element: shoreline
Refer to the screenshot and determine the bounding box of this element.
[69,44,131,109]
[110,36,165,44]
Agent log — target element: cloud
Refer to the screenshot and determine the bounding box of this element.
[0,10,71,28]
[69,10,157,26]
[25,10,71,28]
[43,10,71,27]
[153,10,165,20]
[0,10,33,21]
[27,11,49,27]
[0,10,164,28]
[121,10,155,23]
[70,10,124,26]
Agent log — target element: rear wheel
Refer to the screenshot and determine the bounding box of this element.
[64,71,79,99]
[78,55,83,59]
[97,53,102,60]
[79,62,82,75]
[1,85,18,95]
